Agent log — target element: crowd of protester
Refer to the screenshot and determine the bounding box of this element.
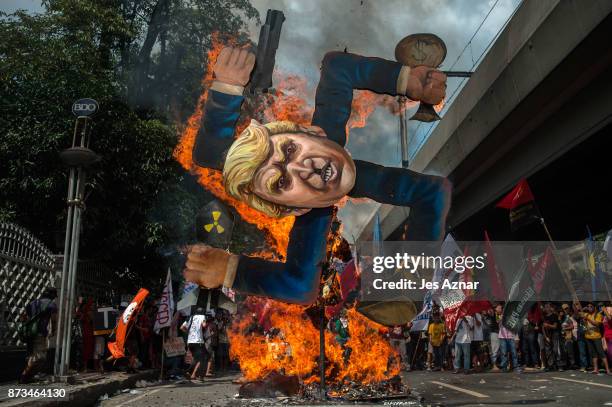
[18,288,235,383]
[384,301,612,375]
[17,285,612,384]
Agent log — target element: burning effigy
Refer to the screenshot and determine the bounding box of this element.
[174,10,450,400]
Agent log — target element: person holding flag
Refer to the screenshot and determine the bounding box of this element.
[107,288,149,361]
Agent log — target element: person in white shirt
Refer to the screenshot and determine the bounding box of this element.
[452,315,474,374]
[181,307,206,380]
[498,319,522,373]
[471,312,485,371]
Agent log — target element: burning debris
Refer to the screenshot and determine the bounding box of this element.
[238,371,301,398]
[229,302,401,386]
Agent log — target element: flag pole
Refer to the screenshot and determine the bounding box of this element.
[539,217,579,304]
[160,328,165,380]
[596,251,612,302]
[319,305,326,400]
[411,334,422,368]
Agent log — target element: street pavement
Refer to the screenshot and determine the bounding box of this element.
[404,369,612,406]
[97,369,612,407]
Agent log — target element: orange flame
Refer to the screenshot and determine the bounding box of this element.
[228,300,400,384]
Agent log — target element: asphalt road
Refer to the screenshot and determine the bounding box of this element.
[98,370,612,407]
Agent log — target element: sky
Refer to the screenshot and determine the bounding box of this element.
[2,0,522,241]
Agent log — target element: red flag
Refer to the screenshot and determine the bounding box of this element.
[443,299,491,333]
[497,179,540,231]
[497,179,535,209]
[108,288,149,359]
[484,230,506,300]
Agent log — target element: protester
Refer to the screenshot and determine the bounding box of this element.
[135,305,154,369]
[203,310,218,377]
[427,313,446,371]
[583,302,611,374]
[471,312,485,371]
[181,307,207,380]
[481,308,492,366]
[71,304,84,371]
[518,304,538,369]
[489,304,502,371]
[216,309,231,374]
[389,323,411,371]
[573,302,589,371]
[603,306,612,366]
[497,317,521,373]
[125,325,140,372]
[75,297,95,372]
[542,303,561,371]
[559,304,576,370]
[19,287,58,383]
[452,315,473,374]
[46,313,56,375]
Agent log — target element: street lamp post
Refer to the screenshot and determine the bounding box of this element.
[53,99,100,380]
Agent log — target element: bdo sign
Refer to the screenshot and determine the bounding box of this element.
[72,98,99,117]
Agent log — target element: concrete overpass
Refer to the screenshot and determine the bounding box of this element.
[355,0,612,242]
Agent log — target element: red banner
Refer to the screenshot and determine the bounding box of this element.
[496,179,540,231]
[444,299,491,334]
[107,288,149,359]
[484,230,506,300]
[496,179,534,209]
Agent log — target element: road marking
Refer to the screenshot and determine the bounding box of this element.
[430,381,489,398]
[114,388,161,406]
[552,376,612,389]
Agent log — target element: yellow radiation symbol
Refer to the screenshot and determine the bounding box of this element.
[204,211,224,234]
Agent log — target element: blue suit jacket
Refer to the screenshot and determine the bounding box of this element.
[193,52,451,305]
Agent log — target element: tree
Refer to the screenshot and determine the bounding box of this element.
[0,0,258,288]
[112,0,258,119]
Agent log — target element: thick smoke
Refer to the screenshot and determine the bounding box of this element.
[247,0,520,240]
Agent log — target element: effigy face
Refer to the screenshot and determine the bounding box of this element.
[251,131,356,209]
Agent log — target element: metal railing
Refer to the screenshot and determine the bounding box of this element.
[0,222,56,347]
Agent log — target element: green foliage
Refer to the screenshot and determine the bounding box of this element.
[0,0,258,288]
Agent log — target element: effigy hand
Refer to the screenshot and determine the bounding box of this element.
[405,66,447,105]
[214,47,256,87]
[183,244,231,288]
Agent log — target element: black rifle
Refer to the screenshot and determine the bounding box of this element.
[248,9,285,94]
